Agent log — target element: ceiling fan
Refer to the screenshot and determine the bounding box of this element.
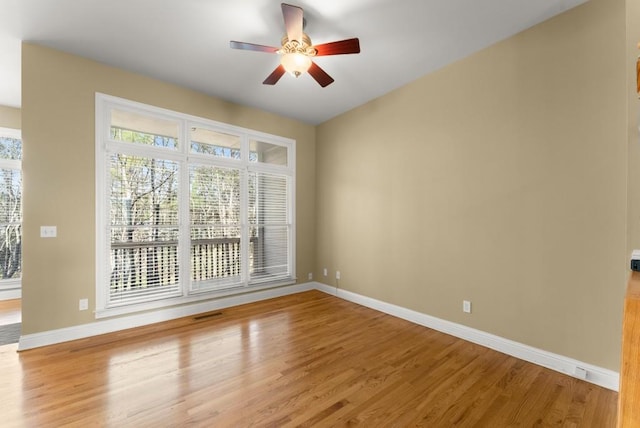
[230,3,360,87]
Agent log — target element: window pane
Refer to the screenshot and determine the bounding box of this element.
[0,168,21,280]
[110,227,180,302]
[0,169,21,224]
[111,109,179,149]
[248,171,290,284]
[248,172,288,225]
[190,227,241,288]
[0,137,22,160]
[190,127,241,159]
[190,165,241,290]
[109,154,180,304]
[110,155,179,226]
[249,140,288,166]
[250,226,290,283]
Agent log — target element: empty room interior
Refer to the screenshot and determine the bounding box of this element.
[1,0,640,425]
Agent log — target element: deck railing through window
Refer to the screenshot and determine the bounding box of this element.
[110,237,258,291]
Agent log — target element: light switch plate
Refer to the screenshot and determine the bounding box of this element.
[463,300,472,313]
[40,226,57,238]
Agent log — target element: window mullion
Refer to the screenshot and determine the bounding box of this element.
[0,159,21,170]
[179,122,191,296]
[288,174,296,281]
[101,151,111,309]
[240,135,249,286]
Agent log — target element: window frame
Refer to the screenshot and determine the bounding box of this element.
[0,127,22,291]
[95,93,296,318]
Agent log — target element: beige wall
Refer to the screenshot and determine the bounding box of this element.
[20,0,632,371]
[627,0,640,253]
[316,0,627,370]
[21,43,316,334]
[0,105,21,129]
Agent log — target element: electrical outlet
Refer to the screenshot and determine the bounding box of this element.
[308,272,313,280]
[323,268,327,277]
[463,300,472,313]
[79,298,89,311]
[574,367,588,379]
[336,271,341,280]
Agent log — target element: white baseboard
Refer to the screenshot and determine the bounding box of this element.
[16,281,619,391]
[314,282,619,391]
[0,288,21,300]
[18,282,314,351]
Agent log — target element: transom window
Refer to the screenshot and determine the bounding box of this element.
[96,94,295,317]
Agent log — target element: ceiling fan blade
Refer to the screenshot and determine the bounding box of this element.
[308,61,334,87]
[314,38,361,56]
[263,65,286,85]
[230,41,279,53]
[282,3,303,43]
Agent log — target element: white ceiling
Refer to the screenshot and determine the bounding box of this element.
[0,0,588,125]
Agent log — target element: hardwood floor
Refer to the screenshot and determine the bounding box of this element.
[0,298,20,325]
[0,291,617,427]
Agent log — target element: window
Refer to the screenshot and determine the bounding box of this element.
[0,127,22,292]
[96,94,295,316]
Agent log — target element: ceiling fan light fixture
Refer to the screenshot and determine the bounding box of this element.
[230,4,360,87]
[281,52,312,77]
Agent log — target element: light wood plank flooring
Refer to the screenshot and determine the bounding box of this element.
[0,291,617,426]
[0,298,21,325]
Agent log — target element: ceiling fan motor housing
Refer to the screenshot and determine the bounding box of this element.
[279,34,317,57]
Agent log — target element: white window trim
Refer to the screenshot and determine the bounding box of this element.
[95,93,296,318]
[0,127,21,140]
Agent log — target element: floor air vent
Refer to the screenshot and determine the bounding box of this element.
[193,312,223,321]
